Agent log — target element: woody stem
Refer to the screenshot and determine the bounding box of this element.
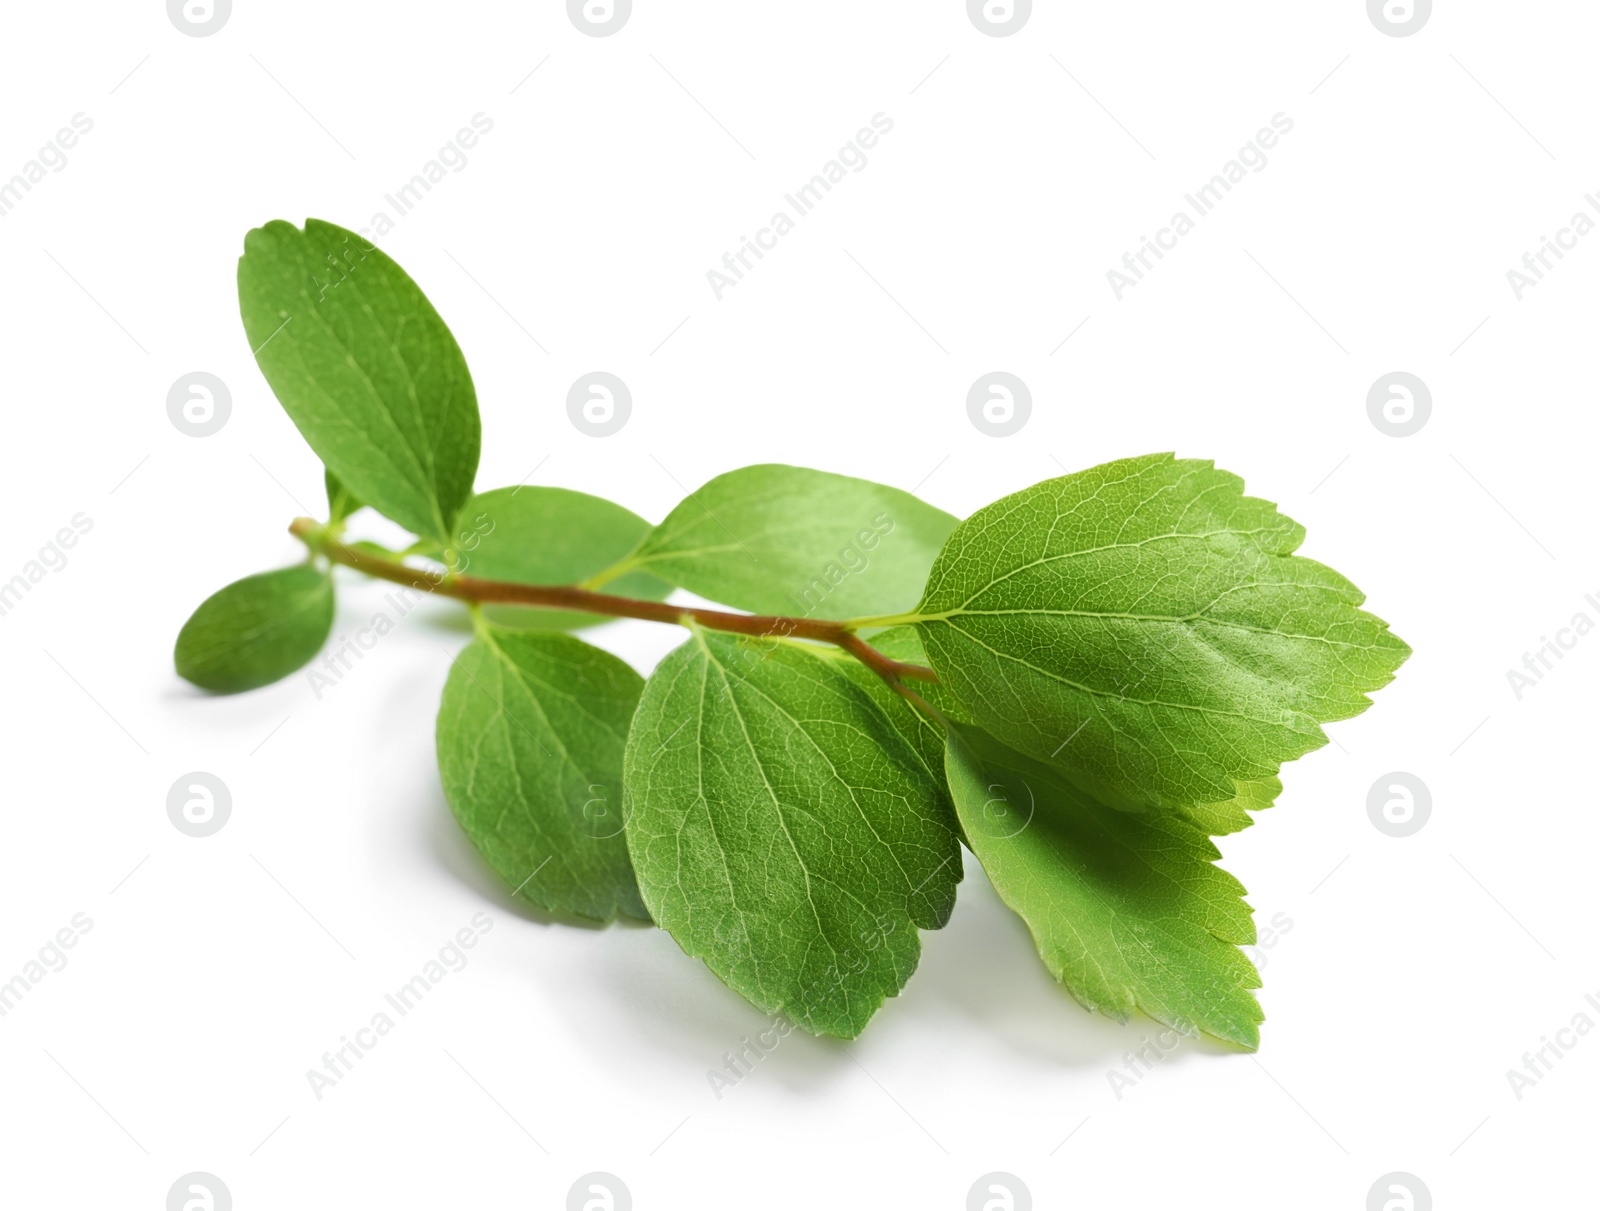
[288,518,938,685]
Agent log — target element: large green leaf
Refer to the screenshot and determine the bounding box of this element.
[620,465,958,619]
[622,628,961,1037]
[175,565,334,693]
[913,454,1410,812]
[460,486,673,631]
[437,627,647,922]
[238,219,480,544]
[945,724,1264,1048]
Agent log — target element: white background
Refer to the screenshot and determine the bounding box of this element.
[0,2,1592,1207]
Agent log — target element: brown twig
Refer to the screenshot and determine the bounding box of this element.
[289,518,938,685]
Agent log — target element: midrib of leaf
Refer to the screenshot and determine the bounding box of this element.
[483,667,533,838]
[467,637,594,891]
[297,274,448,540]
[932,621,1291,725]
[360,267,441,503]
[932,527,1300,610]
[686,641,768,997]
[630,541,757,566]
[480,629,630,744]
[921,463,1139,598]
[181,572,330,672]
[458,652,543,835]
[633,518,898,573]
[734,643,927,906]
[692,629,857,991]
[580,555,644,590]
[653,517,882,547]
[920,606,1382,651]
[225,582,325,646]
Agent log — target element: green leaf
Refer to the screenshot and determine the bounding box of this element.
[459,486,673,631]
[325,470,362,523]
[914,454,1410,812]
[945,724,1264,1048]
[175,566,334,693]
[437,627,647,922]
[238,219,481,544]
[622,465,958,620]
[873,622,1284,836]
[622,628,961,1037]
[869,624,1282,833]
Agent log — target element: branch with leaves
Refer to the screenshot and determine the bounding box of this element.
[176,219,1411,1048]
